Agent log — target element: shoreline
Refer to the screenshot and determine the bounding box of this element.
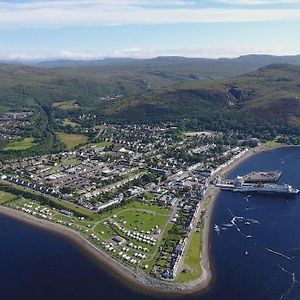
[0,145,267,297]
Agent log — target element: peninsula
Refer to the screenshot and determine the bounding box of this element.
[0,124,265,295]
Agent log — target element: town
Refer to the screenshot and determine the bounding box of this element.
[0,111,33,141]
[0,122,249,283]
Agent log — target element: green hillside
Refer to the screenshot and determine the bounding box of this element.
[106,64,300,129]
[179,64,300,126]
[1,60,300,157]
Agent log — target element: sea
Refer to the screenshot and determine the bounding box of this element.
[1,146,300,300]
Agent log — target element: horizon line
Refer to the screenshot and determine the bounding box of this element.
[1,52,300,63]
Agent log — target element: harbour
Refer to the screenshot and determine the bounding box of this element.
[215,170,299,196]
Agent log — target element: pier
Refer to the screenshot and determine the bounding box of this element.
[215,171,299,196]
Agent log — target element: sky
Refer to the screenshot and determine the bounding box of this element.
[0,0,300,60]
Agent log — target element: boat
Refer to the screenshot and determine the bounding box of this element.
[216,174,299,197]
[233,183,299,196]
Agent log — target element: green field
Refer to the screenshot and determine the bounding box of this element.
[94,223,116,240]
[56,132,88,150]
[3,138,37,151]
[53,100,80,110]
[177,231,202,283]
[93,201,170,227]
[116,209,169,232]
[263,139,281,150]
[63,119,79,127]
[0,191,17,204]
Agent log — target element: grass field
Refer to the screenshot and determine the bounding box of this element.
[177,231,202,283]
[94,223,116,240]
[53,100,80,110]
[56,132,88,150]
[263,139,281,150]
[0,191,17,204]
[117,210,169,232]
[3,138,37,151]
[128,202,170,214]
[63,119,79,127]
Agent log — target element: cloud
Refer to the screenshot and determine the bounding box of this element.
[1,46,299,61]
[214,0,300,4]
[0,0,300,27]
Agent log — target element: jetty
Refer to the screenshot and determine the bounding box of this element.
[215,171,299,196]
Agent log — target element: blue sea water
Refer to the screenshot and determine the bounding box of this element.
[1,147,300,300]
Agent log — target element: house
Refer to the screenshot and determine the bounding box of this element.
[60,209,73,216]
[112,236,126,246]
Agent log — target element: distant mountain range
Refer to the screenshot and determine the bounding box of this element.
[3,54,300,69]
[1,55,300,130]
[0,54,300,68]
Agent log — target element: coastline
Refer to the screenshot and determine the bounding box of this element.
[0,145,265,297]
[198,145,263,292]
[0,204,211,297]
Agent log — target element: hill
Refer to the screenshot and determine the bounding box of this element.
[1,54,298,111]
[22,54,300,69]
[179,64,300,127]
[105,64,300,129]
[0,55,291,114]
[1,59,300,156]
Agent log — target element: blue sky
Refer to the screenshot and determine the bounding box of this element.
[0,0,300,60]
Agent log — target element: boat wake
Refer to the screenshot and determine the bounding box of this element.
[278,264,298,300]
[266,248,292,261]
[214,224,220,236]
[215,210,293,263]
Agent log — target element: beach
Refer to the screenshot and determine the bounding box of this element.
[0,146,263,297]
